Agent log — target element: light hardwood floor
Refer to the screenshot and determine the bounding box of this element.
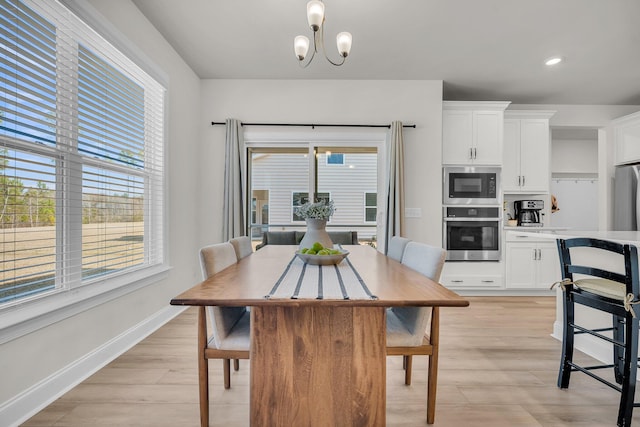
[23,297,635,426]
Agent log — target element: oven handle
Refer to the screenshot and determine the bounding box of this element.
[443,217,502,222]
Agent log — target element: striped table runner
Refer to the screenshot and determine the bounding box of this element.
[266,255,377,300]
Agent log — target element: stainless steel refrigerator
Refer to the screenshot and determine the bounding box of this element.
[614,163,640,230]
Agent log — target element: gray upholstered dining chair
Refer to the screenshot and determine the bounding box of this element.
[255,231,297,249]
[229,235,253,260]
[198,242,250,400]
[386,241,447,425]
[387,236,411,262]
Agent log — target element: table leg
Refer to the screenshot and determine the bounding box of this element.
[197,306,209,427]
[250,305,386,426]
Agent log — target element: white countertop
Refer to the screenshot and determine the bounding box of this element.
[507,229,640,246]
[503,226,569,231]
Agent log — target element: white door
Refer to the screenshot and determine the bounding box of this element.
[519,119,550,192]
[536,242,561,288]
[502,119,521,191]
[505,243,537,288]
[442,110,473,164]
[473,111,502,165]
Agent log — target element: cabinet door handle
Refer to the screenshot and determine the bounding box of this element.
[481,280,494,283]
[451,279,464,283]
[537,248,541,260]
[518,175,521,186]
[469,147,473,160]
[523,175,526,186]
[473,147,477,159]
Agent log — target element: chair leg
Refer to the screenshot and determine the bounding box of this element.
[427,307,440,425]
[234,359,240,371]
[617,315,639,427]
[613,314,625,384]
[404,355,413,385]
[558,288,575,389]
[197,307,209,427]
[223,359,231,389]
[402,355,407,370]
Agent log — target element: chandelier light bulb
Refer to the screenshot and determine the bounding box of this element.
[294,35,310,60]
[336,32,352,57]
[306,1,325,32]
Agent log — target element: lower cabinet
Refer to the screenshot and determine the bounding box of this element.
[440,261,504,290]
[505,239,560,289]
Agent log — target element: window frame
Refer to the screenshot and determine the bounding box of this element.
[244,130,387,246]
[0,0,169,342]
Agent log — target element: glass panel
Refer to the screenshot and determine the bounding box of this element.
[250,149,309,239]
[316,148,377,242]
[0,0,57,147]
[326,153,344,165]
[82,165,144,280]
[78,45,145,169]
[0,147,57,303]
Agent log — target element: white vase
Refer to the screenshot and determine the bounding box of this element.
[299,218,333,250]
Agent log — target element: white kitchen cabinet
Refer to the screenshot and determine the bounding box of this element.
[505,234,560,289]
[442,101,510,165]
[613,111,640,165]
[502,111,555,193]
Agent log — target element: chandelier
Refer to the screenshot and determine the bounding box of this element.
[293,1,352,67]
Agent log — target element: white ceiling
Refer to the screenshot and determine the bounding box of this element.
[131,0,640,106]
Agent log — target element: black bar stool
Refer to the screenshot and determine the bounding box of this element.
[555,237,640,427]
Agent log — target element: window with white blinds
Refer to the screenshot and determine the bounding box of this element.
[0,0,165,307]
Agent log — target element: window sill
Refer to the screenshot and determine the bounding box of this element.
[0,265,171,345]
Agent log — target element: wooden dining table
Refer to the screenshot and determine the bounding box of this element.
[170,244,469,426]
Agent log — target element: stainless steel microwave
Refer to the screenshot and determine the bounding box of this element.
[443,166,501,205]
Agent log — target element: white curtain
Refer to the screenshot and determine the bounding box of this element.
[384,121,405,254]
[223,118,246,240]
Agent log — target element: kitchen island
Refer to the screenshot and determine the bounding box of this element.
[506,229,640,364]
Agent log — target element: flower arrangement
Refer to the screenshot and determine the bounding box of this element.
[295,200,335,220]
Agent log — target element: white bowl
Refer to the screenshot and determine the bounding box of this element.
[295,250,349,265]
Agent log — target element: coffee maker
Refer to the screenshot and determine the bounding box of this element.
[514,200,543,227]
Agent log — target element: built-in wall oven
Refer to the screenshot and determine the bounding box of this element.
[443,206,501,261]
[443,166,500,205]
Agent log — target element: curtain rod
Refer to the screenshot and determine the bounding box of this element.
[211,121,416,129]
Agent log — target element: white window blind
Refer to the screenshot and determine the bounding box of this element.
[0,0,165,307]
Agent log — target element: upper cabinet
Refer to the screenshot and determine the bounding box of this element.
[442,101,511,165]
[502,110,555,193]
[613,111,640,166]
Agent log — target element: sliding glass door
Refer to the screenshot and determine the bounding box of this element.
[248,144,380,246]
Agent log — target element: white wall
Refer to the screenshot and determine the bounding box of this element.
[0,0,202,421]
[199,79,444,246]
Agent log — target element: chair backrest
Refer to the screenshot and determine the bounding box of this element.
[401,241,447,281]
[387,236,411,262]
[557,238,640,301]
[328,231,358,245]
[199,242,246,348]
[392,242,447,339]
[229,236,253,260]
[256,231,298,249]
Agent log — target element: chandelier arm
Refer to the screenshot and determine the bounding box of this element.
[318,23,346,67]
[297,33,319,68]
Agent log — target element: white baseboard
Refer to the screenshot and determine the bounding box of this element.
[0,304,186,427]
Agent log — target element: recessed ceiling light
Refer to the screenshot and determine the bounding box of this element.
[545,56,563,66]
